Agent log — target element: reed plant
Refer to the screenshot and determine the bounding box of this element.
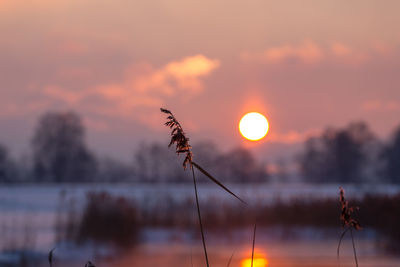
[48,248,96,267]
[160,108,245,267]
[337,187,361,267]
[48,248,55,267]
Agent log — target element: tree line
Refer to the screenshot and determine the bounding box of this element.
[0,111,400,184]
[0,111,267,183]
[299,121,400,183]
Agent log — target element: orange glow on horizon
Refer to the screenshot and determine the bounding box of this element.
[240,257,269,267]
[239,112,269,141]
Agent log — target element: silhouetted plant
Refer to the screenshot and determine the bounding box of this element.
[48,248,55,267]
[161,108,245,267]
[226,252,234,267]
[337,187,361,267]
[251,224,256,267]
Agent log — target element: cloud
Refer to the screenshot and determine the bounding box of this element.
[268,129,320,144]
[41,55,220,126]
[130,54,220,96]
[361,100,400,112]
[330,42,352,56]
[263,40,324,64]
[241,40,394,65]
[43,86,85,104]
[241,40,324,64]
[330,42,371,65]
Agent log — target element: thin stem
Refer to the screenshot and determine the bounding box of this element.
[192,165,210,267]
[350,228,359,267]
[251,224,256,267]
[226,252,234,267]
[337,227,350,266]
[48,247,55,267]
[190,248,194,267]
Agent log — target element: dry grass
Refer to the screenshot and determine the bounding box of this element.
[48,248,55,267]
[251,223,256,267]
[337,187,361,267]
[48,248,96,267]
[160,108,246,267]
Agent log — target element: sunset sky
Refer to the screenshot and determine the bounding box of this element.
[1,0,400,162]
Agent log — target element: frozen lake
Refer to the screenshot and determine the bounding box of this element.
[0,183,399,266]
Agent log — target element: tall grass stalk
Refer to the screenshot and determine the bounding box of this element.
[192,165,209,267]
[160,108,245,267]
[48,248,55,267]
[190,248,194,267]
[251,224,256,267]
[226,252,234,267]
[350,228,359,267]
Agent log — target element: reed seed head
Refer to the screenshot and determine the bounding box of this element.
[339,187,361,230]
[160,108,193,169]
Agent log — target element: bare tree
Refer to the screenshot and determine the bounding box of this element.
[31,111,96,182]
[0,144,16,183]
[300,122,375,183]
[381,126,400,183]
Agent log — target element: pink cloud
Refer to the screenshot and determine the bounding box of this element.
[372,41,393,56]
[268,129,320,144]
[55,67,93,80]
[40,55,220,128]
[361,100,400,112]
[43,86,85,105]
[329,42,370,65]
[263,40,324,64]
[130,55,220,95]
[241,40,394,66]
[330,42,352,56]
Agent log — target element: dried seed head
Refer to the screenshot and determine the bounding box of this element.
[161,108,193,169]
[339,187,361,230]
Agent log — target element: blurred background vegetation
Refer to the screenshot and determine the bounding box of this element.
[1,110,400,184]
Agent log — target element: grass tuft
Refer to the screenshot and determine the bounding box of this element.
[337,187,361,267]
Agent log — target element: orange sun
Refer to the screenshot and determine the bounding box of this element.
[239,112,269,141]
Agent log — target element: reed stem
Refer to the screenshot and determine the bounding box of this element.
[251,224,256,267]
[192,165,209,267]
[350,228,359,267]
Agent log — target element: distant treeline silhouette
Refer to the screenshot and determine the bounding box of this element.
[0,111,400,183]
[299,121,400,183]
[0,111,267,183]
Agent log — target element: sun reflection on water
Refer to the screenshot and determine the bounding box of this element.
[240,257,268,267]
